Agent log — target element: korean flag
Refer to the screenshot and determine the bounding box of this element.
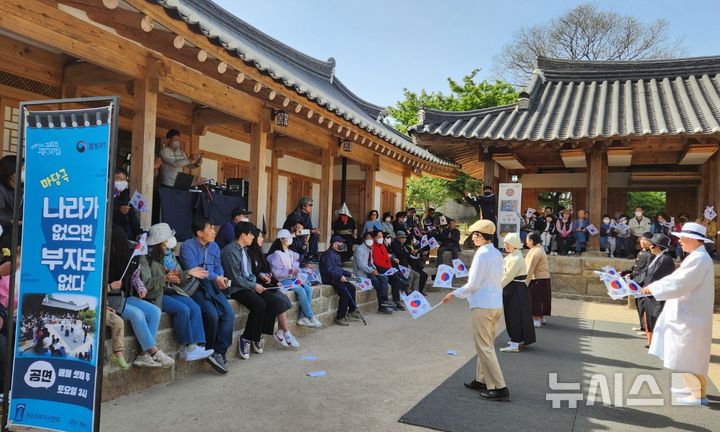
[452,259,469,278]
[433,264,455,288]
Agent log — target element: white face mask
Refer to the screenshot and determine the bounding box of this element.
[635,211,643,218]
[239,217,250,222]
[165,237,177,250]
[375,238,384,244]
[114,180,128,192]
[170,140,181,150]
[281,238,291,246]
[603,218,610,224]
[364,239,374,247]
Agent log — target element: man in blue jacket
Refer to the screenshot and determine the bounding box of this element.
[320,235,363,326]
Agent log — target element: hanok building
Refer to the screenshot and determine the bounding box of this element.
[411,56,720,246]
[0,0,456,244]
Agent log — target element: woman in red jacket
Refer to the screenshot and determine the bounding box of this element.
[371,230,407,310]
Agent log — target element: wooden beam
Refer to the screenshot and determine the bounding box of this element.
[249,109,271,226]
[364,155,379,213]
[319,148,335,245]
[63,61,131,87]
[268,147,281,235]
[586,144,607,250]
[129,75,158,228]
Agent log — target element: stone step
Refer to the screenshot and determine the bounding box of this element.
[100,284,378,401]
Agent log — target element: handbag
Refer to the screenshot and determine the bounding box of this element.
[180,277,201,297]
[107,289,126,315]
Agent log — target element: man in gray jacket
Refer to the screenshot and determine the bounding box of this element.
[158,129,203,187]
[353,232,395,314]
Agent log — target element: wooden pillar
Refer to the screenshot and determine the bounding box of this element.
[364,155,378,214]
[269,148,282,236]
[710,153,720,208]
[482,151,495,190]
[586,144,607,250]
[401,168,409,211]
[129,75,158,228]
[249,109,271,226]
[319,148,335,245]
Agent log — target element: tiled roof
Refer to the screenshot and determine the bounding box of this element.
[410,56,720,142]
[150,0,456,167]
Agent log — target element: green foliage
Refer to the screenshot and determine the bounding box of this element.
[387,69,518,134]
[405,176,450,211]
[626,192,666,217]
[78,309,96,332]
[537,192,573,213]
[447,170,484,216]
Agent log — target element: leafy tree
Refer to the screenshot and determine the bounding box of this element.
[405,176,449,212]
[388,69,518,134]
[494,3,684,85]
[446,170,484,216]
[537,192,573,213]
[626,192,666,218]
[78,309,96,332]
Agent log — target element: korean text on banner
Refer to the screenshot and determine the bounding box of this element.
[8,102,116,432]
[497,183,522,246]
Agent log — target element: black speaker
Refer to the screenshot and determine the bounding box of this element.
[226,178,249,199]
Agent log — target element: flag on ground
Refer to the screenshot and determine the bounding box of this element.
[452,259,469,278]
[433,264,455,288]
[400,291,432,319]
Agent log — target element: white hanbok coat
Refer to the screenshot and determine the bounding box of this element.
[646,247,714,375]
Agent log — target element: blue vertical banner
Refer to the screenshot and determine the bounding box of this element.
[8,100,116,432]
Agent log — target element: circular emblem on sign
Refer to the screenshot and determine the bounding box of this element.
[76,141,87,153]
[506,188,515,197]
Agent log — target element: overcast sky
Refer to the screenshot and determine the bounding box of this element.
[215,0,720,107]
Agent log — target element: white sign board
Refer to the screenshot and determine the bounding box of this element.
[497,183,522,246]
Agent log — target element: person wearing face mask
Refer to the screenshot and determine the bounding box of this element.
[673,213,690,260]
[372,231,407,308]
[319,235,363,326]
[353,232,395,314]
[393,211,408,235]
[113,168,142,240]
[0,155,21,224]
[468,186,498,247]
[158,129,203,187]
[332,203,357,262]
[390,231,427,294]
[381,212,396,239]
[140,223,216,364]
[216,207,252,249]
[361,210,383,238]
[599,215,617,258]
[422,208,438,237]
[266,230,320,328]
[535,213,556,254]
[437,218,462,260]
[555,210,574,255]
[627,207,652,258]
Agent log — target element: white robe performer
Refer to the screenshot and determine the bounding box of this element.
[642,222,714,404]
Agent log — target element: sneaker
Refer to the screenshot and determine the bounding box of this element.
[151,350,175,368]
[674,395,710,406]
[394,302,405,311]
[206,353,228,374]
[567,251,575,256]
[297,317,313,327]
[238,336,251,360]
[610,254,615,258]
[540,319,547,326]
[310,316,322,327]
[110,352,130,369]
[274,332,289,349]
[178,346,187,361]
[347,311,363,322]
[500,343,520,353]
[380,301,396,309]
[251,339,264,354]
[284,332,300,349]
[631,326,643,332]
[377,306,394,315]
[334,317,350,326]
[533,320,542,328]
[184,345,214,362]
[133,352,161,368]
[605,249,610,255]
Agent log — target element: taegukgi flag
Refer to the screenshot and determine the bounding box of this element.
[452,259,469,278]
[433,264,455,288]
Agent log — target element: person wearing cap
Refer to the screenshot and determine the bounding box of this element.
[499,233,535,353]
[639,233,676,348]
[221,223,296,360]
[442,219,510,401]
[390,231,427,294]
[267,229,321,328]
[437,218,462,261]
[140,223,217,366]
[216,207,252,249]
[332,203,357,262]
[623,232,654,334]
[158,129,203,187]
[640,222,715,406]
[320,235,363,326]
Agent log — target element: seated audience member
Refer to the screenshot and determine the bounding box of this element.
[289,222,311,264]
[283,196,320,262]
[140,223,215,363]
[381,212,396,239]
[571,209,589,255]
[246,227,298,349]
[600,215,617,258]
[695,210,718,258]
[673,213,690,260]
[221,222,293,360]
[158,129,202,187]
[390,231,427,293]
[422,208,439,238]
[361,210,383,237]
[0,155,20,224]
[372,230,406,309]
[267,230,321,328]
[109,226,174,369]
[105,304,129,369]
[353,232,395,314]
[437,218,462,260]
[555,210,574,256]
[319,235,363,326]
[628,207,652,258]
[216,207,251,249]
[535,212,556,254]
[112,168,142,240]
[332,203,357,262]
[393,212,408,238]
[180,217,234,372]
[615,214,633,258]
[651,212,672,236]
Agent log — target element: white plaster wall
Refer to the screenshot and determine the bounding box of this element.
[279,155,322,179]
[200,159,218,182]
[199,132,250,161]
[311,183,320,227]
[276,176,288,228]
[373,186,382,212]
[395,193,402,214]
[376,169,403,188]
[333,163,365,180]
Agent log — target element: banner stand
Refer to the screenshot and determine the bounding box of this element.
[2,96,118,432]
